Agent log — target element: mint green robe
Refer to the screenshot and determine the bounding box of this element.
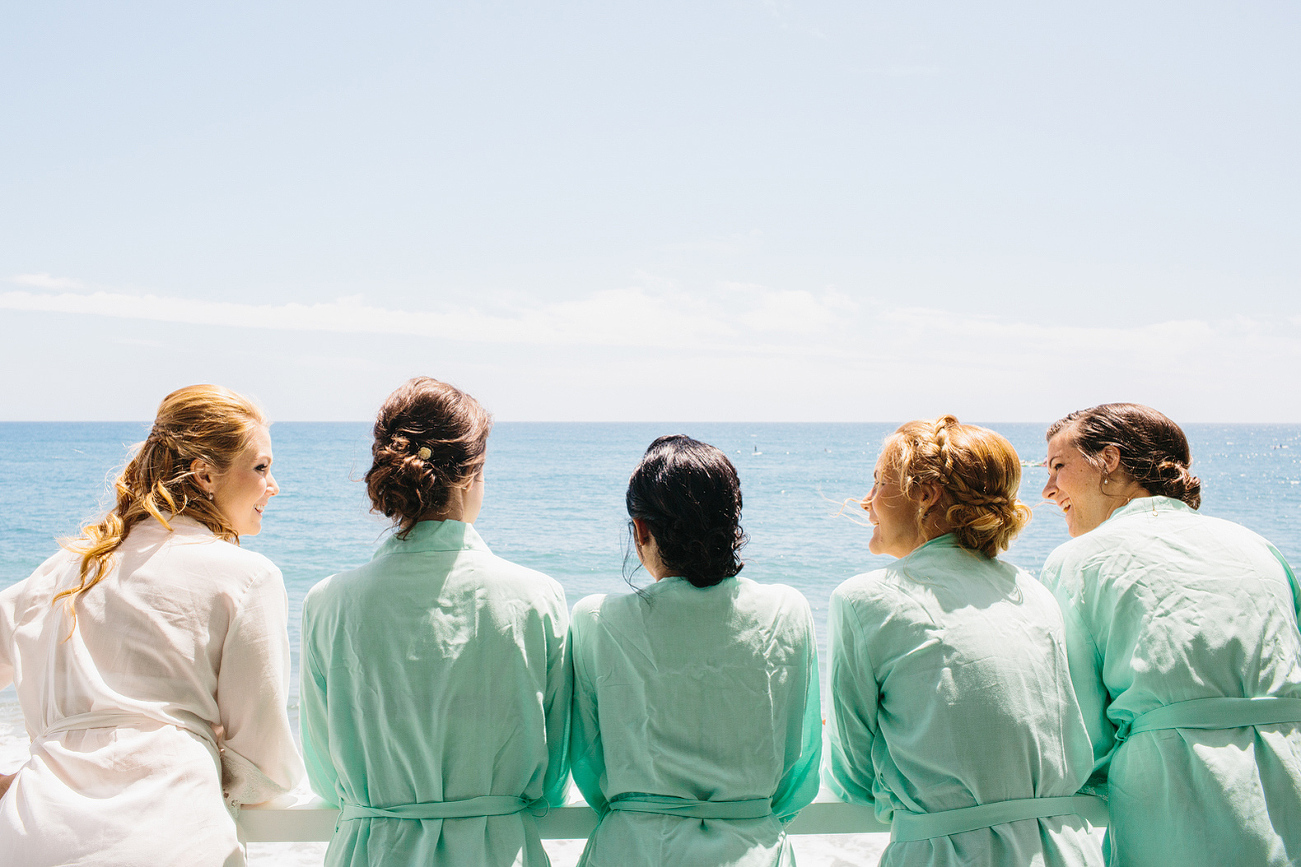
[300,521,571,867]
[826,534,1102,867]
[1040,497,1301,866]
[569,576,822,867]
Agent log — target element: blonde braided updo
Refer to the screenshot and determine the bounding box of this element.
[880,415,1032,557]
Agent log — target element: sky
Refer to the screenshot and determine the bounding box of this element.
[2,2,1299,422]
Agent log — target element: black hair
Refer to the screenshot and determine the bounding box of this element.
[625,434,747,588]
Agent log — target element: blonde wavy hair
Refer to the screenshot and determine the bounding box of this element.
[56,384,268,612]
[879,415,1032,557]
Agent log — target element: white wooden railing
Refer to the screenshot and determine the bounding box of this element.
[237,792,894,842]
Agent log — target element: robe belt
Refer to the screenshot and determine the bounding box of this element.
[339,795,548,822]
[890,795,1107,843]
[608,795,773,820]
[38,709,207,744]
[1119,696,1301,743]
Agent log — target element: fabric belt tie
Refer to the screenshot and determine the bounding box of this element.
[339,795,547,822]
[39,709,197,741]
[608,795,772,820]
[1121,696,1301,742]
[890,795,1106,842]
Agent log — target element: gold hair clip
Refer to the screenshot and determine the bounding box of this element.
[417,446,432,460]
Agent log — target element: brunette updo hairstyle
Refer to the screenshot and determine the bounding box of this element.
[626,435,747,588]
[58,384,267,611]
[880,415,1033,558]
[365,377,492,538]
[1046,402,1201,509]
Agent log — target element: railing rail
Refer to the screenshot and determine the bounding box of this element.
[237,794,894,842]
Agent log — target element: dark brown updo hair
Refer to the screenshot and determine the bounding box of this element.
[1046,403,1201,509]
[365,377,492,538]
[880,415,1033,558]
[626,435,747,588]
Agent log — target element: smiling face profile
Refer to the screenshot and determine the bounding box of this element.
[196,425,278,537]
[865,457,926,559]
[1042,429,1115,537]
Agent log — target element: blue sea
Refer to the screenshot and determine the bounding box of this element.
[4,420,1301,732]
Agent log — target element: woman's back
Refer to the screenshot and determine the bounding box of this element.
[301,520,570,867]
[0,517,302,867]
[1042,498,1301,716]
[1041,497,1301,865]
[570,575,821,867]
[826,416,1102,867]
[830,538,1094,808]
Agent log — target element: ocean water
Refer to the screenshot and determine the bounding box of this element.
[3,421,1300,864]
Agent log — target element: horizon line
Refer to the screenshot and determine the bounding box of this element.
[0,419,1294,426]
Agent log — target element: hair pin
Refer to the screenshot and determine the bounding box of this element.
[417,446,432,460]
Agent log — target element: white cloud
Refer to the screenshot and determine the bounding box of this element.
[11,272,88,291]
[4,280,1300,421]
[732,286,858,336]
[4,283,1299,392]
[0,284,750,348]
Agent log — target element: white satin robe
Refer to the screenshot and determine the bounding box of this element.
[0,517,304,867]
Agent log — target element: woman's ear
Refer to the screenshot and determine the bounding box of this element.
[631,518,652,548]
[1100,444,1122,476]
[191,458,217,497]
[916,483,943,512]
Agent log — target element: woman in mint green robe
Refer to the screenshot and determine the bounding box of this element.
[826,417,1104,867]
[1041,403,1301,866]
[301,378,571,867]
[570,435,822,867]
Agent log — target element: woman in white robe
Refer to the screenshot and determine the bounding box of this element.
[1039,403,1301,866]
[825,416,1103,867]
[0,384,303,867]
[300,376,570,867]
[570,435,822,867]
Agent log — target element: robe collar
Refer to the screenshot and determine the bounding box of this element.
[374,519,490,558]
[1102,494,1193,527]
[896,532,986,566]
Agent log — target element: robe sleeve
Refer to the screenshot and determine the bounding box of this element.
[1267,543,1301,624]
[0,583,17,692]
[771,597,822,823]
[540,586,573,808]
[216,562,305,805]
[1040,551,1116,783]
[824,588,880,808]
[568,597,609,817]
[299,588,340,807]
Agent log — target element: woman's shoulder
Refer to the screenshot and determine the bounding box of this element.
[571,592,611,621]
[454,549,567,613]
[1041,523,1118,575]
[832,564,911,607]
[1,548,79,611]
[731,576,814,621]
[122,518,283,599]
[311,541,565,614]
